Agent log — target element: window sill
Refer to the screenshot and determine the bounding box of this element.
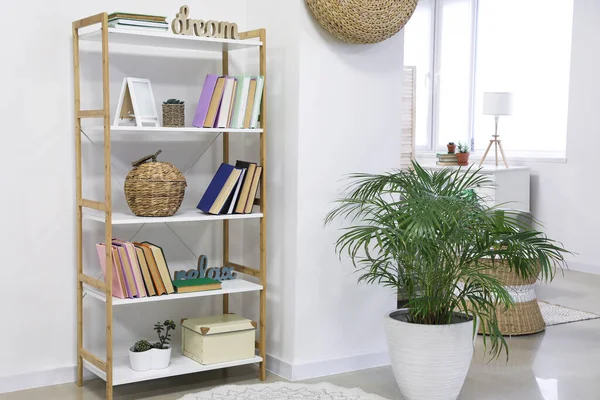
[415,150,567,164]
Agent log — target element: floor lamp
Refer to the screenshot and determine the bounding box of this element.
[479,92,513,168]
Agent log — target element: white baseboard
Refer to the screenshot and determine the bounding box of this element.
[266,351,390,381]
[2,352,391,394]
[0,366,94,394]
[567,261,599,275]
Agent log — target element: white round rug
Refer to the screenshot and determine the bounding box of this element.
[179,382,389,400]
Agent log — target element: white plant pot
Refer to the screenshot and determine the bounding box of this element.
[128,346,152,372]
[151,345,172,369]
[385,309,476,400]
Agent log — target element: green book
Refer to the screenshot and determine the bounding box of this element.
[231,76,250,129]
[172,278,221,293]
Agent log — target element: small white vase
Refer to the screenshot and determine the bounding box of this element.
[385,309,476,400]
[151,345,172,369]
[128,346,153,372]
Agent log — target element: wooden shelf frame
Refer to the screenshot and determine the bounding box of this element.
[73,13,267,400]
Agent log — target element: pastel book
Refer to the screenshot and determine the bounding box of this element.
[112,239,147,298]
[231,76,251,129]
[134,246,156,296]
[141,242,175,294]
[134,242,167,296]
[197,163,243,215]
[203,76,227,128]
[192,74,219,128]
[250,76,264,128]
[217,77,237,129]
[96,243,126,299]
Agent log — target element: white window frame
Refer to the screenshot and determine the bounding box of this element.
[413,0,568,162]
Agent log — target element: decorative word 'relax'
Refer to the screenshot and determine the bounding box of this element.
[171,5,240,40]
[174,255,237,282]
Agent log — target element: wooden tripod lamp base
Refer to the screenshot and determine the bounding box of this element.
[479,135,509,168]
[480,92,513,168]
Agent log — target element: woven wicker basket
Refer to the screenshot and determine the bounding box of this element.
[479,259,545,336]
[124,150,187,217]
[162,104,185,127]
[305,0,418,44]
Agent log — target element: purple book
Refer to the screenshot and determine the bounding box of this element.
[193,74,219,128]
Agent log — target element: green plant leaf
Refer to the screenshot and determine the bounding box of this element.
[324,160,571,359]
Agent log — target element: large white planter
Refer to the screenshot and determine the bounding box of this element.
[385,309,476,400]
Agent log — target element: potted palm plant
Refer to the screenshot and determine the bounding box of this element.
[325,162,568,400]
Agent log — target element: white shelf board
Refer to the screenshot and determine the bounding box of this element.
[79,28,262,52]
[84,351,262,385]
[83,126,262,142]
[84,279,263,305]
[83,208,263,225]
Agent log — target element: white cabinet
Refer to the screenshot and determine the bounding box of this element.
[423,165,531,212]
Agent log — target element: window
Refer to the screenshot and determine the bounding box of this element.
[404,0,574,155]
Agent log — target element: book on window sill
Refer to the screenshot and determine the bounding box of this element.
[436,161,460,166]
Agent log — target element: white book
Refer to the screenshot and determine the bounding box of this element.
[110,19,169,28]
[108,23,168,31]
[227,169,246,214]
[217,78,237,128]
[250,76,264,128]
[232,77,251,129]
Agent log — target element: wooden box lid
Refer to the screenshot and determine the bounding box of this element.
[182,314,256,336]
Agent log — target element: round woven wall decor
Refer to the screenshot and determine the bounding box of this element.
[305,0,418,44]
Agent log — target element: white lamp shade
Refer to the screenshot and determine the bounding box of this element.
[483,92,513,116]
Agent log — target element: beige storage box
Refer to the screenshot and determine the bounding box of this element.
[182,314,256,365]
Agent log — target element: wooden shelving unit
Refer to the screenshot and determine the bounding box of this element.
[72,13,267,400]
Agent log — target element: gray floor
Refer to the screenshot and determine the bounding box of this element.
[3,269,600,400]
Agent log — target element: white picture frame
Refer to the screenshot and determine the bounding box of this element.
[113,77,160,127]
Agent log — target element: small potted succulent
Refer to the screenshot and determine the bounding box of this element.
[162,98,185,127]
[128,320,177,371]
[456,141,470,165]
[129,339,153,372]
[152,320,176,369]
[447,142,456,154]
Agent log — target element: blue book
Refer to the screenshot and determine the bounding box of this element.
[197,164,242,214]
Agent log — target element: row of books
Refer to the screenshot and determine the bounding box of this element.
[193,75,264,130]
[436,153,459,166]
[197,161,262,215]
[107,12,168,32]
[96,240,221,299]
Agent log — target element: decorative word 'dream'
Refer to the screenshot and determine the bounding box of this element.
[171,5,240,40]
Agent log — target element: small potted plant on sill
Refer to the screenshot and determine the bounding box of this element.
[456,141,470,165]
[128,320,177,371]
[162,99,185,127]
[447,142,456,154]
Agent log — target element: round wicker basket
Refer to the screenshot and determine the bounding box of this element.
[305,0,418,44]
[124,150,187,217]
[479,259,546,336]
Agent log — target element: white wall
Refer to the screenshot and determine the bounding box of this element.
[291,11,401,378]
[245,2,402,380]
[0,0,250,393]
[495,0,600,274]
